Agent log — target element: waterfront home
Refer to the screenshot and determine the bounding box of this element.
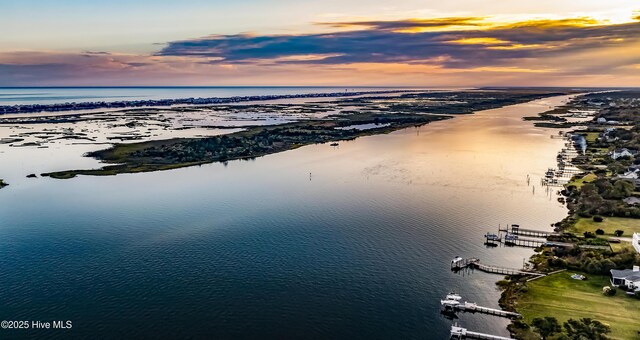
[600,127,618,143]
[617,169,640,180]
[610,148,635,160]
[623,197,640,206]
[610,266,640,291]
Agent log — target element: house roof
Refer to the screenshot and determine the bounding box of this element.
[627,273,640,281]
[611,269,640,281]
[623,197,640,205]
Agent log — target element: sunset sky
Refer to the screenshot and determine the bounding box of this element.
[2,0,640,86]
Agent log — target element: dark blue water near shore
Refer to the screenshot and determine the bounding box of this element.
[0,96,570,339]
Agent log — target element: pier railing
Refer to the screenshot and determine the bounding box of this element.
[451,258,543,277]
[450,324,514,340]
[441,298,521,319]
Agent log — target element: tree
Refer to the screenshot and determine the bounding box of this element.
[563,318,611,339]
[600,259,616,272]
[532,317,562,339]
[612,180,634,198]
[614,229,624,237]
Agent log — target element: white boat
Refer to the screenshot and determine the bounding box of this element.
[484,233,500,241]
[451,256,463,265]
[505,233,518,241]
[445,293,462,301]
[441,299,460,307]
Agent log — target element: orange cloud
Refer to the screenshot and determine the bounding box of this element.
[448,37,510,45]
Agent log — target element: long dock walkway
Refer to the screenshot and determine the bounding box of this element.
[498,224,558,238]
[442,301,521,319]
[510,227,558,238]
[450,325,514,340]
[451,257,543,277]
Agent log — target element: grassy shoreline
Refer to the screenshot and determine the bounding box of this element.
[518,272,640,339]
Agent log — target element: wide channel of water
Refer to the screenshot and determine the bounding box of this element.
[0,95,571,339]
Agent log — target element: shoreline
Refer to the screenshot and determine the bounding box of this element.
[0,89,424,115]
[41,114,452,179]
[501,90,640,339]
[499,95,585,336]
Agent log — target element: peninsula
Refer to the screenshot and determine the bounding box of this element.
[41,89,568,179]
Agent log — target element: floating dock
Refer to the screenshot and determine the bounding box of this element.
[450,324,514,340]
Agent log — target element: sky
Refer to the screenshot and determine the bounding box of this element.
[1,0,640,86]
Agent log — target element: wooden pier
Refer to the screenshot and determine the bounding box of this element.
[498,224,558,238]
[441,300,521,319]
[450,325,514,340]
[504,238,547,248]
[474,261,539,276]
[451,257,543,277]
[509,225,558,238]
[489,224,574,249]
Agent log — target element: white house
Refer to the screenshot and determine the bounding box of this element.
[634,233,640,254]
[610,266,640,291]
[610,148,635,160]
[618,169,640,180]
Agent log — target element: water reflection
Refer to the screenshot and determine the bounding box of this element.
[0,96,571,339]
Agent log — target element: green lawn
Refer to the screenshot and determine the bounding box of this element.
[610,242,635,253]
[567,173,597,188]
[574,217,640,237]
[585,132,600,144]
[518,272,640,339]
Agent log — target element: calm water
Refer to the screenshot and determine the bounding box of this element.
[0,87,434,106]
[0,96,570,339]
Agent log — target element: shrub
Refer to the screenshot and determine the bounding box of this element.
[564,318,611,339]
[532,317,561,339]
[595,228,605,235]
[583,231,596,239]
[603,286,617,296]
[593,216,604,222]
[614,229,624,237]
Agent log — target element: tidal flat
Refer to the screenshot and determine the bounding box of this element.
[0,89,571,179]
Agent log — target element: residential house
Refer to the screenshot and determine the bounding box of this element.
[610,148,635,160]
[617,169,640,180]
[610,266,640,291]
